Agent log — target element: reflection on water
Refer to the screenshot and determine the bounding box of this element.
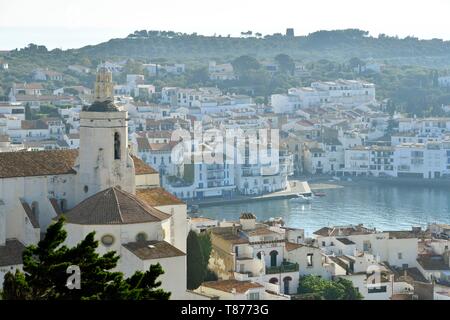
[198,184,450,237]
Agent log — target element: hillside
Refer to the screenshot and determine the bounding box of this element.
[70,29,450,66]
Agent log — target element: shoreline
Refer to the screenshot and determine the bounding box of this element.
[188,176,450,208]
[189,179,344,208]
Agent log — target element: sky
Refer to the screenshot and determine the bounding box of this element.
[1,0,450,50]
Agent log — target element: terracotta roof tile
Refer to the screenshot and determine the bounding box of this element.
[14,82,44,90]
[64,187,170,225]
[136,187,184,206]
[313,225,375,237]
[201,280,263,294]
[136,137,151,151]
[0,240,25,267]
[21,120,48,130]
[0,150,78,178]
[131,155,158,174]
[285,241,304,251]
[123,240,185,260]
[0,150,156,178]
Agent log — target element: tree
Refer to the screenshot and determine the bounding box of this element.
[124,59,143,75]
[297,275,362,300]
[197,233,212,270]
[2,270,30,300]
[275,54,295,75]
[187,230,205,290]
[187,67,210,84]
[25,104,32,120]
[197,232,217,281]
[1,217,170,300]
[232,55,261,75]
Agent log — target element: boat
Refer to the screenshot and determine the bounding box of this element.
[291,194,313,203]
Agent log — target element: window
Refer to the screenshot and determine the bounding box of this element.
[398,252,403,260]
[84,185,89,193]
[307,253,313,267]
[136,232,148,242]
[101,235,115,247]
[368,286,387,293]
[248,292,260,300]
[114,132,121,160]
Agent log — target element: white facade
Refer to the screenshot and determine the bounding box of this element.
[438,76,450,88]
[271,79,376,114]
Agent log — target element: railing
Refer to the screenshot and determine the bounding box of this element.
[266,262,299,274]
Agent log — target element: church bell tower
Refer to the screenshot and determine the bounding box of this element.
[75,67,135,203]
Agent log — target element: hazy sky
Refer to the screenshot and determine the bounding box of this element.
[1,0,450,50]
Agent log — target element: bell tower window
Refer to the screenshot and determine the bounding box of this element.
[114,132,121,160]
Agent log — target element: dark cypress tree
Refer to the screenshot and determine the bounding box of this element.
[2,270,31,300]
[186,230,205,290]
[1,217,170,300]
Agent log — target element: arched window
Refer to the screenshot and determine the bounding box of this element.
[256,251,263,260]
[136,232,148,242]
[114,132,121,160]
[269,250,278,267]
[283,276,292,294]
[269,277,278,284]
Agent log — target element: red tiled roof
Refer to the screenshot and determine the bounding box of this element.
[202,280,263,294]
[123,240,185,260]
[64,187,170,225]
[136,187,184,206]
[0,150,156,178]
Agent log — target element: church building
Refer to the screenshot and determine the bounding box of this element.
[0,68,187,299]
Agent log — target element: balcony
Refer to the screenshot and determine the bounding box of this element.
[266,262,299,275]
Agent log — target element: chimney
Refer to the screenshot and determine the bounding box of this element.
[240,212,256,230]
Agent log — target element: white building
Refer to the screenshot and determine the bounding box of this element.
[438,76,450,88]
[209,214,300,297]
[271,79,376,114]
[0,103,25,120]
[208,61,237,81]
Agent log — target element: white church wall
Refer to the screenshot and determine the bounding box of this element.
[65,221,166,255]
[143,255,187,300]
[0,174,75,242]
[156,204,187,252]
[23,214,40,246]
